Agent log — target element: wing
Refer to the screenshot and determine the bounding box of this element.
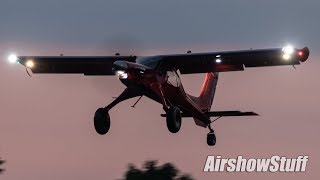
[16,56,136,75]
[155,46,310,74]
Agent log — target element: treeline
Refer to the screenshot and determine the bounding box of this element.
[120,160,194,180]
[0,157,5,174]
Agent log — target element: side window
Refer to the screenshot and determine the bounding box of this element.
[166,71,180,87]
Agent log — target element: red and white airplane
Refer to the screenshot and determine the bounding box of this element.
[8,45,309,146]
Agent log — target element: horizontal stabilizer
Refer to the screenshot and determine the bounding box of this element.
[206,111,258,117]
[161,111,258,117]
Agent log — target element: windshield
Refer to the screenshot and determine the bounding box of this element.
[166,70,181,87]
[137,56,162,69]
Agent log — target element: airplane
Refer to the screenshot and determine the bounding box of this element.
[8,45,310,146]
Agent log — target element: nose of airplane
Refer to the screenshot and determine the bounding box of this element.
[113,61,128,72]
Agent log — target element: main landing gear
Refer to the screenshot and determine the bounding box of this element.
[207,124,216,146]
[165,105,217,146]
[93,87,142,135]
[166,106,182,133]
[93,100,216,146]
[94,108,111,135]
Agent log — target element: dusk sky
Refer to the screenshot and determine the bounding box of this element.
[0,0,319,179]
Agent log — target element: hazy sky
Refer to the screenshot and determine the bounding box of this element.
[0,0,319,179]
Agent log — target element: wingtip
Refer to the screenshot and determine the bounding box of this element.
[245,112,259,116]
[297,47,310,62]
[252,112,259,116]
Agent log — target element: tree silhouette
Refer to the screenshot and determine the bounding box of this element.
[0,157,5,174]
[121,160,194,180]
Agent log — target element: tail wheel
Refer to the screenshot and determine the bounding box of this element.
[207,132,216,146]
[94,108,111,135]
[166,106,182,133]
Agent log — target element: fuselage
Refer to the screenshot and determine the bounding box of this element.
[113,60,211,123]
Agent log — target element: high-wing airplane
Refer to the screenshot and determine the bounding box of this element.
[8,45,310,146]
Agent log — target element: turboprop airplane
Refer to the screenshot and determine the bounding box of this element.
[8,45,309,146]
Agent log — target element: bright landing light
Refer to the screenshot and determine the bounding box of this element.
[282,45,295,61]
[8,54,18,63]
[283,54,291,60]
[115,70,128,79]
[26,60,34,68]
[282,45,294,54]
[115,70,125,75]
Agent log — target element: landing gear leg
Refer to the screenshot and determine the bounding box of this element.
[93,87,142,135]
[207,124,216,146]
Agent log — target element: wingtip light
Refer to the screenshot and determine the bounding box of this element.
[297,47,310,62]
[8,54,18,63]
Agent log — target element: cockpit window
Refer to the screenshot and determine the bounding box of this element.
[137,56,162,69]
[166,70,181,87]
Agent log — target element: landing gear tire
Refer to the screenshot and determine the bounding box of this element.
[207,132,216,146]
[94,108,111,135]
[166,106,182,133]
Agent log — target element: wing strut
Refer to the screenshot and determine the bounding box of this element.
[210,116,222,123]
